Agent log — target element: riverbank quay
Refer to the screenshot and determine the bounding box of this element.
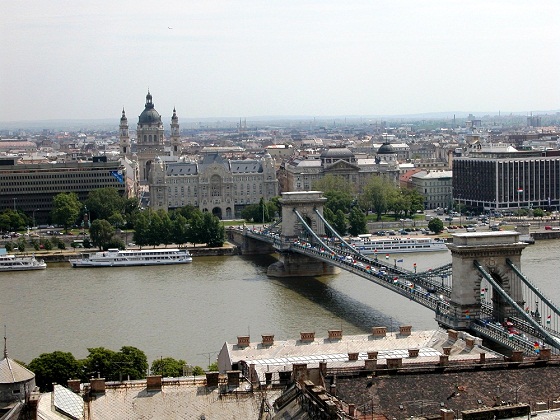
[21,242,240,263]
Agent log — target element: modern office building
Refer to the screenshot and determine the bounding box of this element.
[149,152,278,219]
[453,151,560,213]
[0,156,127,224]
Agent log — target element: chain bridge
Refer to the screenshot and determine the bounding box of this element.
[227,191,560,356]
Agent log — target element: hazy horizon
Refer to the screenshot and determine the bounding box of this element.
[2,1,559,123]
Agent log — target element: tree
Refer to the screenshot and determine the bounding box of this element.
[323,207,336,231]
[132,211,151,248]
[51,193,81,232]
[348,207,367,236]
[16,237,26,252]
[89,219,115,250]
[199,212,225,247]
[402,188,425,216]
[85,188,125,221]
[428,217,444,234]
[0,209,29,232]
[186,212,203,245]
[171,214,189,245]
[117,346,148,381]
[313,174,355,196]
[241,204,260,222]
[107,212,125,231]
[146,211,163,247]
[313,175,355,214]
[151,357,187,377]
[157,210,174,247]
[83,347,118,381]
[332,209,348,236]
[361,176,394,221]
[28,351,82,392]
[192,366,205,376]
[533,208,544,218]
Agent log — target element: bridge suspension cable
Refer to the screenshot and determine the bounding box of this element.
[293,209,336,255]
[506,258,560,318]
[474,260,560,350]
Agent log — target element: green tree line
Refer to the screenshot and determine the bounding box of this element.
[26,347,217,392]
[313,174,425,236]
[15,188,227,250]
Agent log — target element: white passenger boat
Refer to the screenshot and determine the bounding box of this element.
[69,248,192,268]
[0,254,47,271]
[348,234,448,254]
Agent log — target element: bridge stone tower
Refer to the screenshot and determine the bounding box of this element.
[279,191,327,239]
[441,231,528,330]
[268,191,339,277]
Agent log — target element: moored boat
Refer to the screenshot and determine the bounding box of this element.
[348,234,448,254]
[0,254,47,271]
[69,248,193,268]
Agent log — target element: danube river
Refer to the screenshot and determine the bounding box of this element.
[1,240,560,368]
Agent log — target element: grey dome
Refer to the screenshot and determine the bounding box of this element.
[320,147,353,158]
[138,91,162,124]
[377,142,395,154]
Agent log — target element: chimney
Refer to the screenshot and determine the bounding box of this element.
[399,325,412,336]
[261,334,274,346]
[328,329,342,340]
[237,336,250,348]
[367,351,378,359]
[206,372,219,387]
[227,370,241,387]
[539,348,551,361]
[408,348,419,358]
[447,329,458,341]
[442,347,451,355]
[371,327,387,338]
[300,332,315,342]
[510,350,524,362]
[90,378,106,394]
[67,379,81,393]
[146,375,162,391]
[347,352,359,361]
[28,392,41,419]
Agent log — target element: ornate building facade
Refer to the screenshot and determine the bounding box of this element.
[280,143,401,193]
[149,152,278,219]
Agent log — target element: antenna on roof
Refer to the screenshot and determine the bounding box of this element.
[3,325,7,358]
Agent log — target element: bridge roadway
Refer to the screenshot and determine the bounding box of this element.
[235,226,560,355]
[243,226,452,299]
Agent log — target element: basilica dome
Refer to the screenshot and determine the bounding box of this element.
[138,91,162,124]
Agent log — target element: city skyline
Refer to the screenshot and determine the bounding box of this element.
[2,0,559,123]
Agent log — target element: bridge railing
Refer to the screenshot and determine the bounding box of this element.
[290,242,452,313]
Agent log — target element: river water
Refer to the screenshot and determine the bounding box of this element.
[1,240,559,368]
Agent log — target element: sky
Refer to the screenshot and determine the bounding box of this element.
[1,0,559,123]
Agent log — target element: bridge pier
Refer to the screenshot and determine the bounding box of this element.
[268,251,340,278]
[440,231,527,331]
